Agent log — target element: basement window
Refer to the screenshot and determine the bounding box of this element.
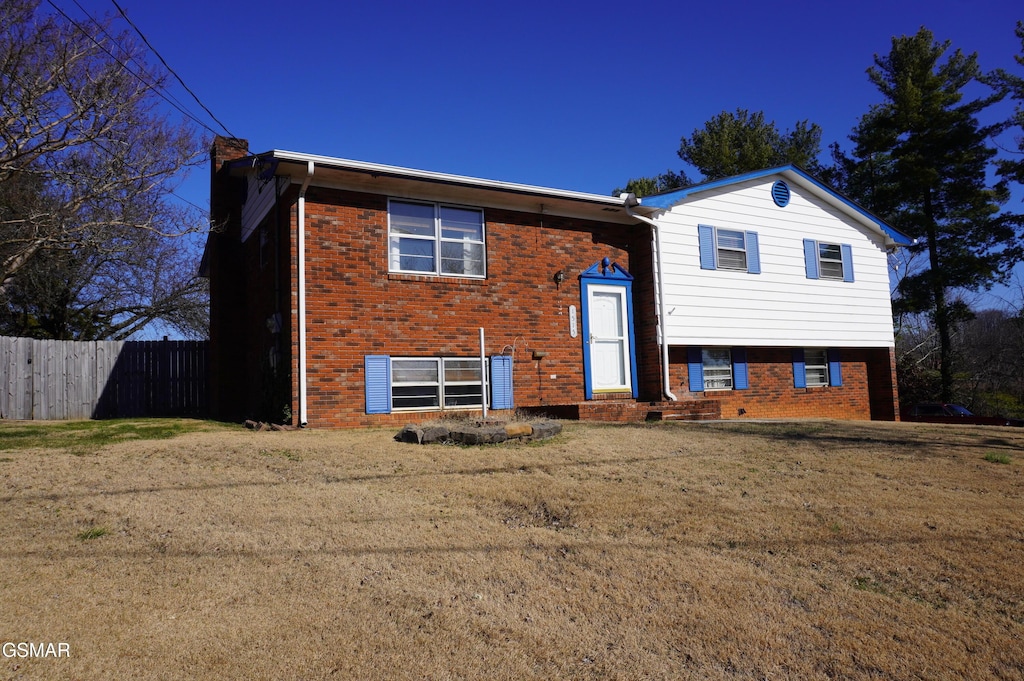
[391,358,484,410]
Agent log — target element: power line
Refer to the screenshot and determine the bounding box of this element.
[41,0,213,214]
[110,0,239,140]
[44,0,219,138]
[68,0,201,127]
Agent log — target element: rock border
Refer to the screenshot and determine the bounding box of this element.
[394,419,562,445]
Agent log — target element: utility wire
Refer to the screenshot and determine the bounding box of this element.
[68,0,200,126]
[44,0,217,138]
[111,0,239,140]
[42,0,212,214]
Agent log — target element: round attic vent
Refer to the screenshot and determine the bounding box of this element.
[771,180,790,207]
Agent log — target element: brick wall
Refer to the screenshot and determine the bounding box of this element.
[669,346,897,420]
[207,137,251,422]
[291,187,637,428]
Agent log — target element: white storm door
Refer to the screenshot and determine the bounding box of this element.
[588,285,630,391]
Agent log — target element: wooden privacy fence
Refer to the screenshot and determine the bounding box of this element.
[0,336,208,420]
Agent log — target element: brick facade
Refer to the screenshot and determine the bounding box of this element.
[670,347,899,421]
[296,188,636,428]
[206,139,901,428]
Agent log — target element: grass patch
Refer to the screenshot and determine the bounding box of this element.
[1,419,1023,678]
[76,526,108,541]
[983,452,1011,464]
[0,418,235,454]
[259,448,301,462]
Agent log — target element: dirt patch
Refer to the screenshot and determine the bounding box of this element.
[1,419,1023,679]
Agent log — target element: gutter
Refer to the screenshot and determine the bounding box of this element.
[622,194,677,402]
[297,161,314,426]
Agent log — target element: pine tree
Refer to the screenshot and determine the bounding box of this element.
[840,28,1020,402]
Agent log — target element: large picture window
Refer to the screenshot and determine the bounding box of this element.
[389,200,485,277]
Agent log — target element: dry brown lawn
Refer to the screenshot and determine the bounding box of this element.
[1,418,1022,680]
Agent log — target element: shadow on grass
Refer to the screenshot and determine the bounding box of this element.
[0,450,692,505]
[677,421,1024,454]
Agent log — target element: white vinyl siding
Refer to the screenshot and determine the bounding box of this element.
[655,176,896,348]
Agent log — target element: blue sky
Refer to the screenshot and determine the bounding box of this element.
[58,0,1024,305]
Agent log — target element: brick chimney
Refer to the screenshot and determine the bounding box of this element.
[206,136,250,422]
[209,136,249,236]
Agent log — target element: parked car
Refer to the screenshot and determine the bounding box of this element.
[902,403,1024,427]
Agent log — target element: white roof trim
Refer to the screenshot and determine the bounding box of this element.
[249,149,634,210]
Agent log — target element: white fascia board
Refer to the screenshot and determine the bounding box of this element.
[258,149,641,212]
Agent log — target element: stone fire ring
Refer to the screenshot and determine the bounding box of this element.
[394,419,562,445]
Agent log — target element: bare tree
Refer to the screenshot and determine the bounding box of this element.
[0,0,208,339]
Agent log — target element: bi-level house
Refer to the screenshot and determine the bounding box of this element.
[202,136,910,428]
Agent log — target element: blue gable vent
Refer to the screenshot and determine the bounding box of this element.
[772,180,790,207]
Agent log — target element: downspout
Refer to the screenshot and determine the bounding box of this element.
[297,161,314,426]
[622,194,677,401]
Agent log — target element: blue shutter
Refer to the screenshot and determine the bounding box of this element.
[841,244,855,282]
[698,225,716,270]
[733,347,749,390]
[803,239,819,279]
[746,232,760,274]
[792,348,807,388]
[828,348,843,387]
[687,347,704,392]
[364,355,391,414]
[490,355,514,410]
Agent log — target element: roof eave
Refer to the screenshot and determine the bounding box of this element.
[637,165,912,247]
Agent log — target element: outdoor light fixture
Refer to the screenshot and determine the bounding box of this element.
[554,270,565,286]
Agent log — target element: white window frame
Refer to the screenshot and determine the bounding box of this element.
[804,349,830,387]
[702,348,733,391]
[388,199,486,278]
[817,243,845,280]
[390,357,487,411]
[716,229,748,271]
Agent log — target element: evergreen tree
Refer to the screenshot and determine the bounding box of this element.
[678,109,824,181]
[841,27,1021,401]
[989,21,1024,189]
[615,109,824,197]
[612,170,690,198]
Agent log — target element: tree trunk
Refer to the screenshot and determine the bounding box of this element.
[924,191,954,402]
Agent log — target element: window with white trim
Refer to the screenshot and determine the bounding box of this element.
[804,239,853,282]
[803,349,829,387]
[388,200,485,277]
[390,357,485,410]
[818,243,845,280]
[716,229,748,270]
[698,225,760,273]
[702,348,734,390]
